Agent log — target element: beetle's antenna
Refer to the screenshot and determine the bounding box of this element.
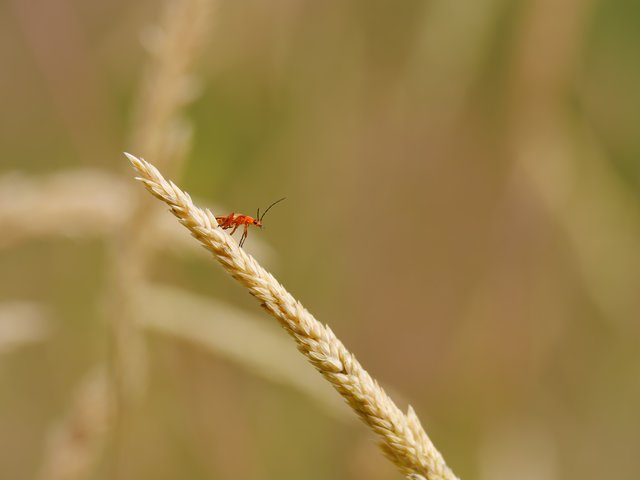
[256,207,260,219]
[259,197,286,222]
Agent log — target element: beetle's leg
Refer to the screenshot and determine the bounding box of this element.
[239,224,249,247]
[229,223,239,236]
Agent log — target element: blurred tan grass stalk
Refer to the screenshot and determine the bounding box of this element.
[134,282,351,421]
[0,168,275,258]
[108,0,217,415]
[38,369,110,480]
[37,0,217,478]
[0,301,49,353]
[126,152,459,480]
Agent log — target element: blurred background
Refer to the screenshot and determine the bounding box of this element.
[1,0,639,479]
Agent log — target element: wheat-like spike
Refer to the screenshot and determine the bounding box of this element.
[125,152,459,480]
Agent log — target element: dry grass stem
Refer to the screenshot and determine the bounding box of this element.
[0,301,49,353]
[37,369,110,480]
[0,169,274,259]
[135,282,350,421]
[131,0,217,168]
[126,153,459,480]
[109,0,217,413]
[0,170,132,247]
[36,1,218,478]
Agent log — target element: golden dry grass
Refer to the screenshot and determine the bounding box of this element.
[127,152,459,480]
